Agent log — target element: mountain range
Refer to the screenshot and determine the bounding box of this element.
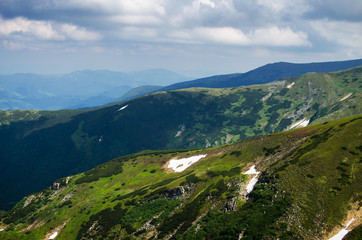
[161,59,362,90]
[1,59,362,110]
[0,65,360,212]
[0,60,361,239]
[116,59,362,102]
[0,69,188,110]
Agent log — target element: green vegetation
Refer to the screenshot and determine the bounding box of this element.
[0,115,360,240]
[0,67,361,211]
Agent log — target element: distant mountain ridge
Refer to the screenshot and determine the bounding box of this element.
[114,59,362,103]
[160,58,362,91]
[0,69,188,110]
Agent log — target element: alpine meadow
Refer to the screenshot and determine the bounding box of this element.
[0,61,361,239]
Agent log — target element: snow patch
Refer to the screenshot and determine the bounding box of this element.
[286,82,295,89]
[244,165,261,196]
[329,218,355,240]
[117,105,128,111]
[167,154,207,172]
[246,175,259,194]
[49,231,58,239]
[289,118,310,129]
[244,165,259,175]
[340,93,352,102]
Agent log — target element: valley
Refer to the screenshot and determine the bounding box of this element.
[0,66,361,212]
[0,62,361,240]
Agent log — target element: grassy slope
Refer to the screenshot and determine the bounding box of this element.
[0,67,361,211]
[0,115,361,240]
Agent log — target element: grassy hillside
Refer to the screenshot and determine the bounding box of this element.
[0,67,361,211]
[0,115,361,239]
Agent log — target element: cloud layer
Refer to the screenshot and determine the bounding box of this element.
[0,0,361,74]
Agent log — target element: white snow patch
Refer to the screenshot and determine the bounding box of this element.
[117,105,128,111]
[244,165,259,175]
[329,218,355,240]
[286,82,295,89]
[49,231,58,239]
[246,175,259,194]
[340,93,352,101]
[244,165,261,196]
[299,119,310,127]
[167,154,207,172]
[289,118,310,129]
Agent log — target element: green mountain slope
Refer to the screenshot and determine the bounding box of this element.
[0,66,361,211]
[0,115,361,239]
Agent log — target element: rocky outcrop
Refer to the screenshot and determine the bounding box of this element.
[224,197,237,212]
[51,182,60,190]
[165,184,194,200]
[153,183,194,200]
[51,177,71,191]
[166,186,185,199]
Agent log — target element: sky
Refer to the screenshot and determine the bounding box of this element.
[0,0,361,77]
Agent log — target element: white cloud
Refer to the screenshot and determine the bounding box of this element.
[257,0,286,12]
[257,0,311,16]
[311,20,362,49]
[1,0,361,75]
[0,16,100,41]
[192,0,216,9]
[167,26,309,47]
[110,15,162,25]
[61,24,101,41]
[60,0,166,25]
[68,0,165,14]
[251,26,311,46]
[193,27,250,45]
[0,17,63,40]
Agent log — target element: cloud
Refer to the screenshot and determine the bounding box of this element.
[60,24,101,41]
[110,15,162,25]
[0,0,361,75]
[251,26,310,46]
[256,0,288,12]
[167,26,309,47]
[0,16,63,40]
[256,0,310,14]
[63,0,165,15]
[305,0,362,22]
[192,27,250,45]
[311,20,362,49]
[0,16,100,41]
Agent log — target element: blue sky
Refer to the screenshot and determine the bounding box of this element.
[0,0,361,77]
